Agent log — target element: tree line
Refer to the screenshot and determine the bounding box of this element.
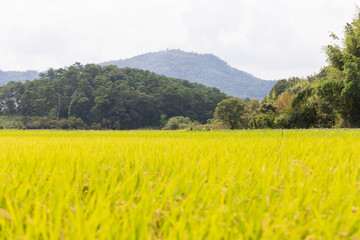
[215,11,360,129]
[3,11,360,130]
[0,64,227,129]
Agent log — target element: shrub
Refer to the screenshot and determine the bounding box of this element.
[163,116,193,130]
[90,123,102,130]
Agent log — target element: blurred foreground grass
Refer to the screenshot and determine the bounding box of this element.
[0,130,359,239]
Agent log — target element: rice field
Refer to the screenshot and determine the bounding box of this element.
[0,130,360,239]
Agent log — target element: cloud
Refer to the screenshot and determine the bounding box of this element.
[0,0,358,79]
[180,0,358,79]
[0,0,189,70]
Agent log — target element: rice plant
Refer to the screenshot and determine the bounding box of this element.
[0,130,359,239]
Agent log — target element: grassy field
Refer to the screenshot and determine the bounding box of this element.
[0,130,360,239]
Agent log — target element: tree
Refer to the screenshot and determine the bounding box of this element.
[277,92,294,113]
[243,99,260,127]
[249,103,276,129]
[339,63,360,126]
[214,98,245,129]
[324,12,360,127]
[4,99,16,115]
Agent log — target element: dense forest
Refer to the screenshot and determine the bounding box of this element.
[250,12,360,129]
[0,64,227,129]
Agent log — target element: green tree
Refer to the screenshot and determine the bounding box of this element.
[243,99,260,127]
[249,103,276,129]
[339,63,360,126]
[4,99,16,115]
[214,98,245,129]
[324,12,360,127]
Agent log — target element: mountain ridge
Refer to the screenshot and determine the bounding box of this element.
[102,49,276,99]
[0,49,276,99]
[0,70,39,85]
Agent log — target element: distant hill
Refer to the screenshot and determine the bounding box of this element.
[0,70,39,85]
[102,49,276,99]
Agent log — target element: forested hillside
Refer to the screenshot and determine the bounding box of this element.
[0,70,39,85]
[102,49,276,99]
[0,64,227,129]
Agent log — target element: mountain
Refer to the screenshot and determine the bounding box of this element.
[102,49,276,99]
[0,70,39,85]
[0,50,276,99]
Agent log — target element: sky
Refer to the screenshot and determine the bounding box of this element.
[0,0,358,80]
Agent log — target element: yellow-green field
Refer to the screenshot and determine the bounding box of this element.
[0,130,360,239]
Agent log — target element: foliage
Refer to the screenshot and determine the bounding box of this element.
[266,77,302,101]
[163,116,197,130]
[251,11,360,129]
[277,92,294,113]
[0,64,227,129]
[242,99,261,127]
[324,12,360,127]
[249,113,276,129]
[214,97,246,129]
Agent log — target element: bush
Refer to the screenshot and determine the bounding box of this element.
[90,123,102,130]
[22,116,88,130]
[274,114,291,129]
[14,122,26,130]
[163,116,193,130]
[249,113,275,129]
[201,118,228,130]
[24,117,49,129]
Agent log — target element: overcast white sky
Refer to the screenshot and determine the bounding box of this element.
[0,0,358,79]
